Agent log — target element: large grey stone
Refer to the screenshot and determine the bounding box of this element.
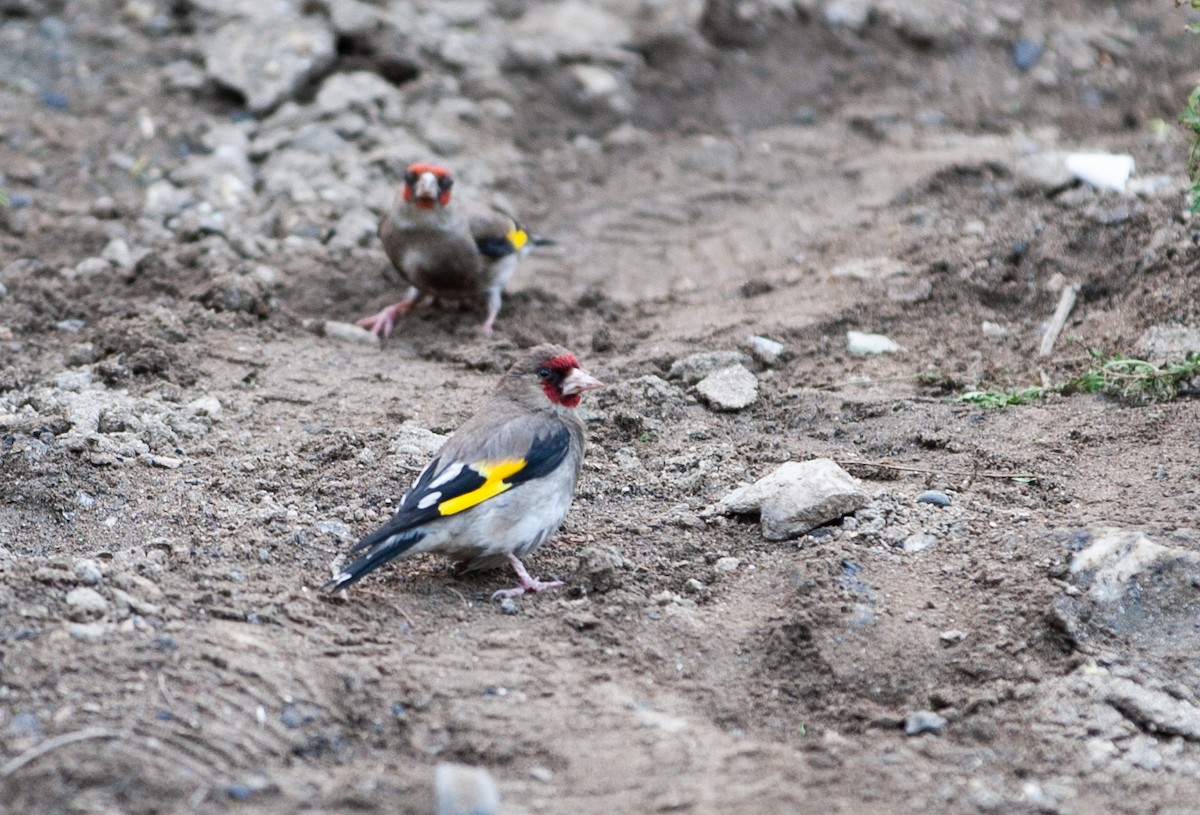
[696,365,758,412]
[203,16,336,112]
[714,459,869,540]
[668,351,750,385]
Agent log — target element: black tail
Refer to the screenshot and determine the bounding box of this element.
[322,527,426,592]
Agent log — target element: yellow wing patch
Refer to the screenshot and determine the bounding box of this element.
[507,227,528,251]
[437,459,526,516]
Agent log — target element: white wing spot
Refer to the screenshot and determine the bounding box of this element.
[417,491,441,510]
[428,462,464,490]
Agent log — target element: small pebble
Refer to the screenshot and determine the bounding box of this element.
[65,587,108,621]
[499,598,518,615]
[745,335,784,365]
[1011,38,1043,72]
[435,763,501,815]
[940,629,968,646]
[225,785,254,801]
[713,557,741,573]
[905,710,947,736]
[846,331,905,355]
[74,558,103,585]
[916,490,951,507]
[40,90,70,109]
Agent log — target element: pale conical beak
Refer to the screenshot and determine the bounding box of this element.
[560,367,605,396]
[413,172,440,200]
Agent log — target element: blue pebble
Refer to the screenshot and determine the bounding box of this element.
[39,90,70,110]
[225,784,253,801]
[916,490,951,507]
[1011,38,1043,72]
[7,193,33,208]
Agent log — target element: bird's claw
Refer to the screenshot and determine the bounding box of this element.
[491,577,563,601]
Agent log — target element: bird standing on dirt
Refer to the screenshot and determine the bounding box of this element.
[358,162,544,337]
[323,344,604,599]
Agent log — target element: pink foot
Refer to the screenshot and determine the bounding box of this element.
[357,300,413,338]
[491,553,564,600]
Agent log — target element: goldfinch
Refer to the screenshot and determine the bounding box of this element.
[324,344,604,599]
[358,162,546,337]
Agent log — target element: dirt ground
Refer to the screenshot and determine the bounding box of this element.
[3,0,1200,813]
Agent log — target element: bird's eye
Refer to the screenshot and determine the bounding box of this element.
[438,176,454,191]
[404,170,418,186]
[536,366,551,379]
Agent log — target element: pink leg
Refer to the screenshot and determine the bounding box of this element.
[357,287,419,338]
[491,552,563,600]
[478,288,502,336]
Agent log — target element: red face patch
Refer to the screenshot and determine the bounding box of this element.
[403,163,454,208]
[406,162,451,178]
[539,354,583,407]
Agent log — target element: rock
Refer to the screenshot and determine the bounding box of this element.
[434,763,501,815]
[53,370,92,392]
[1127,174,1182,198]
[101,238,135,269]
[387,423,448,460]
[696,365,758,411]
[576,544,626,593]
[65,587,109,621]
[980,320,1008,338]
[1065,152,1134,193]
[1103,676,1200,740]
[1135,324,1200,365]
[570,64,622,100]
[328,206,379,250]
[202,16,336,113]
[74,558,103,585]
[143,180,195,220]
[668,351,750,385]
[69,257,112,280]
[830,257,910,281]
[499,598,518,615]
[1011,152,1074,192]
[902,532,935,553]
[315,70,401,117]
[507,0,633,61]
[713,459,869,541]
[188,396,223,418]
[162,59,206,92]
[745,335,784,365]
[713,556,741,573]
[940,629,967,646]
[322,320,382,348]
[916,490,951,506]
[315,519,354,542]
[1069,530,1195,605]
[68,622,112,642]
[846,331,905,355]
[1057,529,1200,648]
[1012,37,1043,71]
[905,710,947,736]
[824,0,871,30]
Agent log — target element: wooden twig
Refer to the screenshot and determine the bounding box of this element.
[835,459,1037,480]
[1039,283,1080,357]
[0,729,121,778]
